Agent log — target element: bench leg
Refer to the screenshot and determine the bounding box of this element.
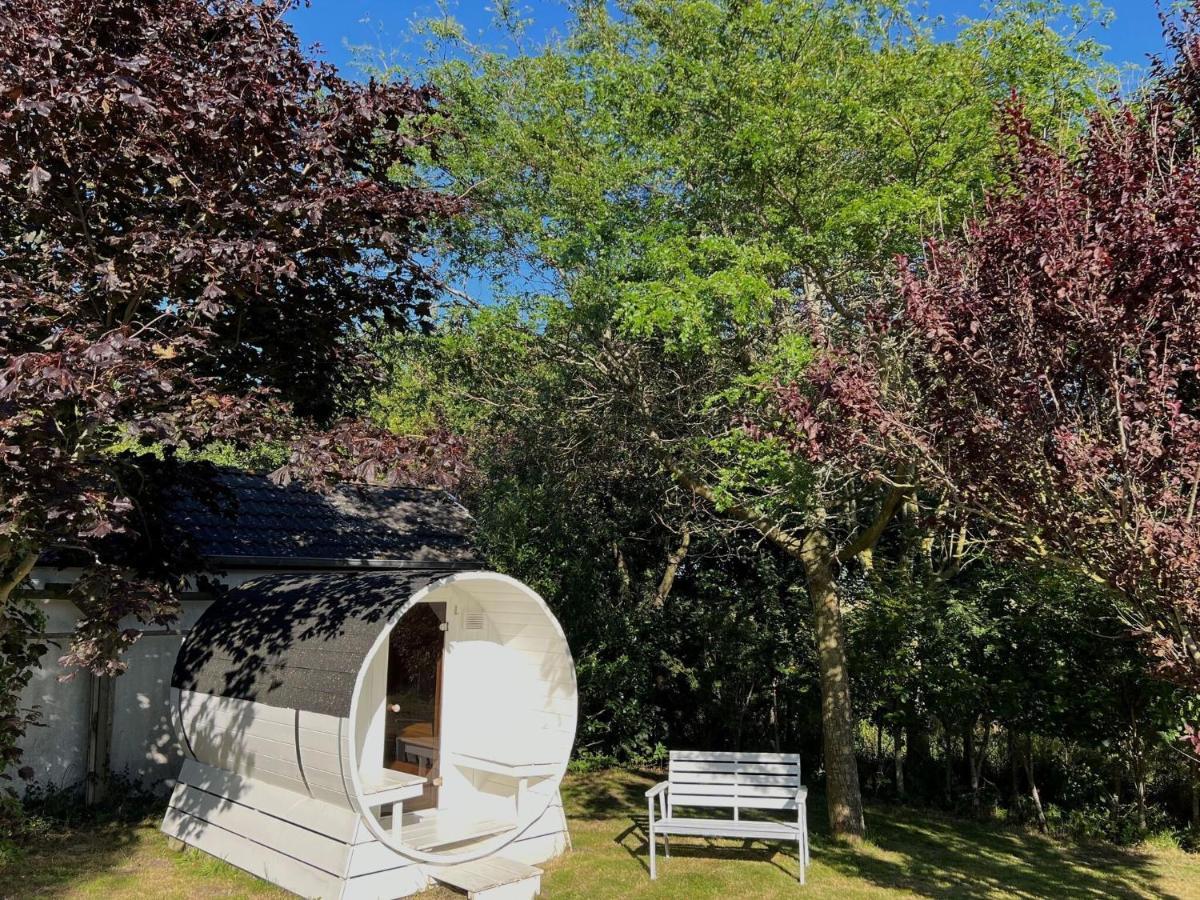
[803,807,810,865]
[798,835,805,885]
[648,799,657,880]
[664,834,670,858]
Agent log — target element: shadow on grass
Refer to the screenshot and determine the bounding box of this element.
[6,819,148,898]
[563,767,665,819]
[817,801,1178,900]
[578,771,1181,899]
[6,780,169,898]
[615,815,801,880]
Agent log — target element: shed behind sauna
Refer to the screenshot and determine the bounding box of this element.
[161,488,576,900]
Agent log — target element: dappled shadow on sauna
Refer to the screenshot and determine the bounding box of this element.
[164,569,460,849]
[817,803,1178,900]
[174,570,463,715]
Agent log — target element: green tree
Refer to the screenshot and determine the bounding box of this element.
[383,0,1110,839]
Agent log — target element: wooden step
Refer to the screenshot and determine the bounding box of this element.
[430,856,542,900]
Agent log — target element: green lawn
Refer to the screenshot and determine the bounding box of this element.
[7,769,1199,899]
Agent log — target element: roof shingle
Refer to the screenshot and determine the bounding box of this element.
[167,471,477,567]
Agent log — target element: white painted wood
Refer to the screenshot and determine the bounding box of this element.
[669,793,799,810]
[166,788,352,876]
[669,771,798,786]
[346,573,576,868]
[297,708,355,806]
[162,570,574,897]
[450,751,560,778]
[392,810,517,851]
[670,761,798,775]
[340,866,430,900]
[178,690,310,792]
[670,782,801,798]
[672,750,800,763]
[175,758,361,842]
[648,817,801,839]
[649,750,808,884]
[356,638,389,788]
[162,806,343,899]
[345,838,423,877]
[342,800,564,878]
[430,856,541,892]
[361,768,426,805]
[499,830,569,867]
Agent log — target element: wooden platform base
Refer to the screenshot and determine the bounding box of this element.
[161,759,568,899]
[431,857,542,899]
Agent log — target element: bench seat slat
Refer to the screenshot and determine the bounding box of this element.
[654,817,800,839]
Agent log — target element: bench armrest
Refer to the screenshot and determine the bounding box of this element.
[795,785,809,801]
[645,780,669,799]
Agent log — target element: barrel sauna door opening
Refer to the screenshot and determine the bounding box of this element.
[385,602,445,811]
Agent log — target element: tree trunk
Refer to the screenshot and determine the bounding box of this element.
[964,722,975,811]
[893,723,905,800]
[875,723,885,789]
[1192,763,1199,828]
[1133,770,1147,833]
[0,550,39,610]
[1008,729,1021,818]
[770,681,781,753]
[1112,770,1122,833]
[908,717,931,763]
[651,526,691,608]
[1129,732,1148,834]
[968,721,987,817]
[942,727,954,806]
[1022,734,1047,832]
[800,529,866,841]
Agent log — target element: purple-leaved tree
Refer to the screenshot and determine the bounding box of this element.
[0,0,466,780]
[777,7,1200,692]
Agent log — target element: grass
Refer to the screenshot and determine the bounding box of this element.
[6,769,1200,899]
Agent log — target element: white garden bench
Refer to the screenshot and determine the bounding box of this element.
[645,750,809,884]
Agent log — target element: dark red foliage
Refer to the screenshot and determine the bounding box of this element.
[0,0,466,673]
[777,6,1200,687]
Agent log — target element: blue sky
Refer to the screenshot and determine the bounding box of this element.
[287,1,1169,79]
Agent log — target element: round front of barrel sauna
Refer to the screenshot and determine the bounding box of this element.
[164,569,577,898]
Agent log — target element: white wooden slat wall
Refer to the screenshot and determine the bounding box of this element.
[429,577,576,836]
[178,689,309,795]
[298,709,356,808]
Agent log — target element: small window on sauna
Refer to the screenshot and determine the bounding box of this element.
[385,602,445,811]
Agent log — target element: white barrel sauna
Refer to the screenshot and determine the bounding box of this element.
[162,569,577,899]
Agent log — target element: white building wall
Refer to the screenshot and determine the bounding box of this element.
[14,586,221,795]
[14,567,337,796]
[18,599,91,791]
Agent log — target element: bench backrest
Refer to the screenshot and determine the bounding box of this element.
[667,750,801,818]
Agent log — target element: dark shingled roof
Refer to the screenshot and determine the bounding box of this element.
[168,471,478,567]
[173,570,458,716]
